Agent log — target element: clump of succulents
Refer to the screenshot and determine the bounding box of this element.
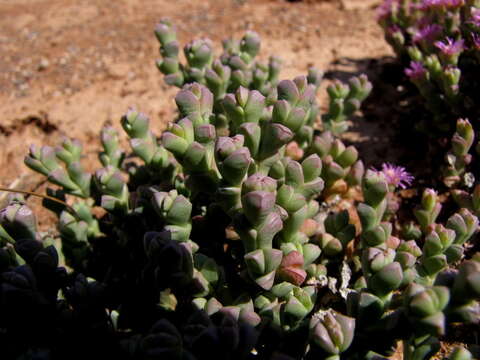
[378,0,480,133]
[378,1,480,240]
[0,19,478,360]
[155,18,371,136]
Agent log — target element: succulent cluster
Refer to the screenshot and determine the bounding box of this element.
[378,0,480,133]
[378,0,480,239]
[154,19,371,136]
[0,18,478,360]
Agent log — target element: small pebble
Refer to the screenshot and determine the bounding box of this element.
[38,58,49,71]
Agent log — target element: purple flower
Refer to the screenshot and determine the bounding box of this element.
[372,163,414,190]
[419,0,444,10]
[445,0,464,8]
[434,37,464,55]
[419,0,463,10]
[405,61,427,80]
[377,0,399,20]
[469,8,480,27]
[413,24,443,43]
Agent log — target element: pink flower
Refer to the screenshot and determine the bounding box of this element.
[418,0,463,10]
[434,37,465,55]
[445,0,464,8]
[419,0,444,10]
[469,8,480,27]
[413,24,443,43]
[373,163,414,189]
[377,0,399,20]
[405,61,427,80]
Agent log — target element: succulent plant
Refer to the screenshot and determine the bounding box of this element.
[378,0,480,133]
[443,118,475,188]
[322,76,372,135]
[0,16,478,360]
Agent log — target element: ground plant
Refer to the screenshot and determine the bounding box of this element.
[0,14,478,360]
